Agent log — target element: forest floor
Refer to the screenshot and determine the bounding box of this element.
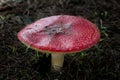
[0,0,120,80]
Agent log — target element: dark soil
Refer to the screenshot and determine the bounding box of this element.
[0,0,120,80]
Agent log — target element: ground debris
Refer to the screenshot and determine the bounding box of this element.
[0,0,24,11]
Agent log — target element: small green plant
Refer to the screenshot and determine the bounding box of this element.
[25,46,30,53]
[35,50,40,59]
[0,15,5,22]
[93,11,109,38]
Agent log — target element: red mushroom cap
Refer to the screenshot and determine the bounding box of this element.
[17,15,100,54]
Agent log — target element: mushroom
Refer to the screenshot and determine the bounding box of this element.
[17,15,100,71]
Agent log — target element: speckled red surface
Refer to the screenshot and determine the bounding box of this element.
[17,15,100,53]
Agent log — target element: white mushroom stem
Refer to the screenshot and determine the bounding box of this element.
[51,53,64,71]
